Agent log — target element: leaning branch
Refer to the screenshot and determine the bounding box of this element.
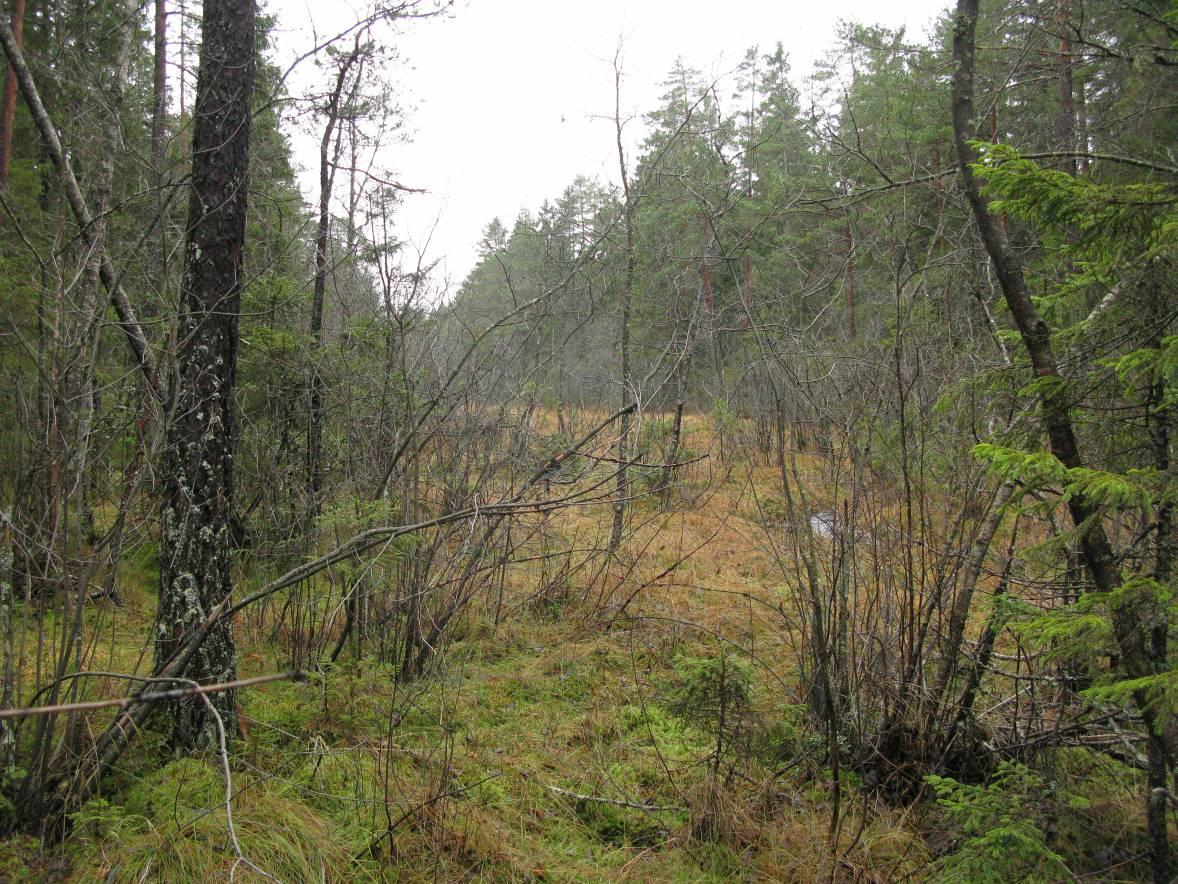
[1016,150,1178,178]
[0,16,160,398]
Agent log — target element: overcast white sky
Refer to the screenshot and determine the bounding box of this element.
[270,0,949,289]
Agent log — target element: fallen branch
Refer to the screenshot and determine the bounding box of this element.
[0,671,304,721]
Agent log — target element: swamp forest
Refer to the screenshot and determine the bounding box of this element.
[0,0,1176,879]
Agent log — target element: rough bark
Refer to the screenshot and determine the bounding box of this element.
[156,0,255,749]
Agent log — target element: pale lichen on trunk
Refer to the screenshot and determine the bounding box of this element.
[155,0,256,750]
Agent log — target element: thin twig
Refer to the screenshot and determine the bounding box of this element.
[194,682,278,883]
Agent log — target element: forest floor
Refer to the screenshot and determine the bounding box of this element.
[0,413,1152,881]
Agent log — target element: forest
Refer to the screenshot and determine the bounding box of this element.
[0,0,1175,879]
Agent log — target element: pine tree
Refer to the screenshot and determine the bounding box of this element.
[156,0,256,749]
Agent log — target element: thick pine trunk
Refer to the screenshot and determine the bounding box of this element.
[156,0,255,749]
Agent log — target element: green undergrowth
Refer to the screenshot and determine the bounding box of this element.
[1,604,856,881]
[4,588,1150,880]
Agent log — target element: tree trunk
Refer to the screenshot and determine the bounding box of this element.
[843,220,856,339]
[308,44,360,521]
[952,0,1117,595]
[1146,320,1173,880]
[1075,73,1088,175]
[152,0,167,173]
[608,60,634,559]
[152,0,168,285]
[741,252,751,330]
[0,0,23,190]
[67,0,136,535]
[929,480,1014,718]
[156,0,255,749]
[658,372,685,500]
[951,2,1169,878]
[1054,0,1077,175]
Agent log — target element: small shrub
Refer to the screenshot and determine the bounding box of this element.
[755,496,790,526]
[636,417,673,461]
[668,653,753,734]
[926,761,1070,882]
